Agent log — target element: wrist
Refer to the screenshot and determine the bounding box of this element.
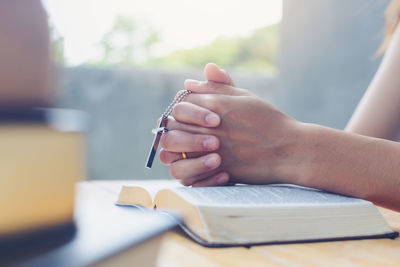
[274,122,321,186]
[284,123,376,195]
[275,121,400,210]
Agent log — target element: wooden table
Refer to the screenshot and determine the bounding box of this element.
[89,181,400,266]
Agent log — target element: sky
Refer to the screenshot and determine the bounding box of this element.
[43,0,282,66]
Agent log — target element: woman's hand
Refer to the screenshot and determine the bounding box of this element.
[159,63,235,187]
[158,64,400,212]
[159,68,306,187]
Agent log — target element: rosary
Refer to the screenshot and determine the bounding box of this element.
[145,90,192,168]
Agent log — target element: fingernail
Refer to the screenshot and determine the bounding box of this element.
[205,113,220,126]
[204,155,219,169]
[203,137,217,150]
[216,174,228,185]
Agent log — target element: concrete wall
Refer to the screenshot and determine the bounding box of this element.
[56,67,274,180]
[277,0,389,129]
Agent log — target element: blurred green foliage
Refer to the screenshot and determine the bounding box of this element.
[88,16,278,72]
[149,24,278,73]
[93,16,160,66]
[50,25,65,64]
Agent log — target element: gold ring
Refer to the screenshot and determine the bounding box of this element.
[182,152,187,159]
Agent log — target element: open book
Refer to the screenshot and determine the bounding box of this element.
[117,180,398,247]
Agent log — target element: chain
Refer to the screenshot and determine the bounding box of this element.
[146,89,192,168]
[161,90,192,119]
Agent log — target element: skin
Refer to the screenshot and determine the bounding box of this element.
[159,25,400,212]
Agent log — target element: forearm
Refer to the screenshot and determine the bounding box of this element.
[292,123,400,211]
[345,63,400,140]
[345,25,400,140]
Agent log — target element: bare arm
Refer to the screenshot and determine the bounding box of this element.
[296,123,400,211]
[346,25,400,140]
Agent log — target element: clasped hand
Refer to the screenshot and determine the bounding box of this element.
[159,64,304,187]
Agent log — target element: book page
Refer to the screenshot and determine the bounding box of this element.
[120,180,181,200]
[173,185,366,207]
[95,179,181,201]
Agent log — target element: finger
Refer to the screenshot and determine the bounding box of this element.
[166,116,219,135]
[160,130,219,152]
[159,149,205,164]
[177,169,219,186]
[156,116,168,127]
[178,168,228,186]
[182,93,232,115]
[192,172,230,187]
[169,153,221,180]
[172,102,220,127]
[184,80,248,96]
[204,63,235,86]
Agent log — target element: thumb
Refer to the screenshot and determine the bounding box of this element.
[204,63,235,86]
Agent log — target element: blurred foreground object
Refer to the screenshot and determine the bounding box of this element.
[0,108,86,261]
[0,0,52,107]
[0,182,179,266]
[0,2,178,266]
[0,0,86,262]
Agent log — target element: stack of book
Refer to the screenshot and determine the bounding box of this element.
[0,109,180,267]
[0,108,85,263]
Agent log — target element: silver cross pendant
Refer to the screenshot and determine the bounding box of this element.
[145,117,168,168]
